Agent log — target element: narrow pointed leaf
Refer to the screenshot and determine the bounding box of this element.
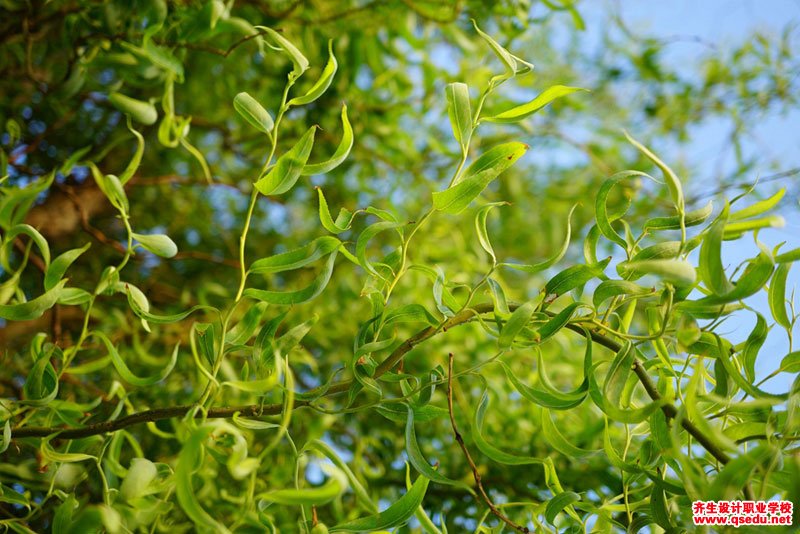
[483,85,587,123]
[595,171,645,250]
[0,280,65,320]
[288,40,337,107]
[541,409,595,458]
[257,26,309,77]
[356,221,404,278]
[176,426,231,533]
[545,259,610,298]
[593,280,654,308]
[433,142,528,214]
[730,188,785,221]
[258,472,346,505]
[545,492,581,525]
[498,361,587,410]
[304,440,378,513]
[249,236,340,274]
[699,203,733,295]
[316,188,356,233]
[768,263,791,330]
[625,132,684,213]
[330,473,430,532]
[243,250,337,305]
[445,82,472,150]
[474,202,505,264]
[498,300,536,349]
[618,259,696,286]
[603,341,634,406]
[723,215,785,239]
[742,313,768,382]
[471,19,533,78]
[692,252,774,304]
[95,332,178,387]
[405,406,463,486]
[44,243,91,291]
[303,104,354,175]
[119,117,144,185]
[256,126,316,195]
[644,200,713,231]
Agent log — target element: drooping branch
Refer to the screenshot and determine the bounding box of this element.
[10,302,732,466]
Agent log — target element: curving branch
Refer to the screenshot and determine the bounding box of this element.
[10,302,731,466]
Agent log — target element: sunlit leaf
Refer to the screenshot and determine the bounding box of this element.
[316,188,357,233]
[432,142,528,214]
[257,26,310,77]
[730,188,785,221]
[132,232,178,258]
[498,300,536,349]
[95,332,178,386]
[618,259,696,286]
[545,491,581,525]
[288,40,337,107]
[244,250,338,305]
[233,92,274,134]
[471,19,533,81]
[108,92,158,125]
[258,466,347,505]
[330,471,430,532]
[474,202,506,265]
[768,263,791,330]
[544,258,610,299]
[445,82,472,151]
[405,406,464,487]
[644,200,713,231]
[699,202,733,295]
[303,104,354,175]
[0,280,65,321]
[249,236,340,274]
[255,126,316,195]
[482,85,587,123]
[625,132,684,214]
[592,280,654,308]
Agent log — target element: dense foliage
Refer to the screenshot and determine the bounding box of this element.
[1,1,799,532]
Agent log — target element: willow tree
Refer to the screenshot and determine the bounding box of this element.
[1,1,798,532]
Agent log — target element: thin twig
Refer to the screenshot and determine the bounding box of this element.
[687,167,800,204]
[446,353,529,533]
[158,29,267,58]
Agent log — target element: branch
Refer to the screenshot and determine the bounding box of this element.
[447,353,530,533]
[10,302,733,467]
[11,401,304,440]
